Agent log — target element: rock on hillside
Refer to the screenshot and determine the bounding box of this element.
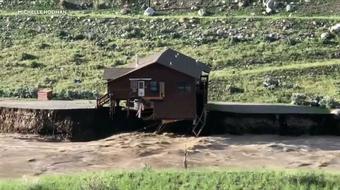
[0,0,339,15]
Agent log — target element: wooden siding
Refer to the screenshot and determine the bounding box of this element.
[107,63,197,120]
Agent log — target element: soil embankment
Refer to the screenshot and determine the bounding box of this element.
[0,107,116,141]
[0,107,147,141]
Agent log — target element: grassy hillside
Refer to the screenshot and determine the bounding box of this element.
[1,169,340,190]
[0,0,339,103]
[0,0,339,17]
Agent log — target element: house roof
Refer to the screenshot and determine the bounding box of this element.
[103,68,134,81]
[103,48,211,80]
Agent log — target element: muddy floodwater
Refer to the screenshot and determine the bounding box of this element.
[1,133,340,178]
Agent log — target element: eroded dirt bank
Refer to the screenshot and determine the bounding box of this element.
[0,107,122,141]
[1,133,340,179]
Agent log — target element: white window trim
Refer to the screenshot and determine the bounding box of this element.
[129,78,152,81]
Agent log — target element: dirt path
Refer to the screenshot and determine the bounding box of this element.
[1,133,340,178]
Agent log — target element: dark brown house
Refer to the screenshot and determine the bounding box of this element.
[98,48,210,129]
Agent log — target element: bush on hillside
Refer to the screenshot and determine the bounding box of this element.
[55,89,99,100]
[4,86,39,98]
[291,93,308,105]
[291,93,339,108]
[20,53,38,61]
[30,61,45,68]
[319,96,338,109]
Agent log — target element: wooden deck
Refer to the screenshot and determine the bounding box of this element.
[207,102,333,115]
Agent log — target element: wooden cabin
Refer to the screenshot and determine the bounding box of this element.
[97,48,210,134]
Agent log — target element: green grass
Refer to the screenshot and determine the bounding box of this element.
[1,169,340,190]
[1,10,340,20]
[0,6,339,102]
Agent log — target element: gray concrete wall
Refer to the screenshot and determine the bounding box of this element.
[205,111,340,136]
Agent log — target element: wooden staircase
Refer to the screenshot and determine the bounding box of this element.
[96,93,110,108]
[192,108,207,137]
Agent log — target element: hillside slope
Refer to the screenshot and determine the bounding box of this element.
[0,1,339,103]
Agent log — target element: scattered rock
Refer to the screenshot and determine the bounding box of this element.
[237,0,250,8]
[330,23,340,35]
[198,8,207,16]
[263,0,276,14]
[190,5,199,11]
[120,8,130,15]
[265,33,279,42]
[320,32,334,43]
[263,76,280,89]
[285,4,294,12]
[144,7,156,16]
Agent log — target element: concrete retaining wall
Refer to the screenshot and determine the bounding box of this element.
[205,111,340,136]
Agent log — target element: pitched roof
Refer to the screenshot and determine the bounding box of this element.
[103,68,134,80]
[103,48,210,80]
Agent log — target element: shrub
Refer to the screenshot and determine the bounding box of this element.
[319,96,338,109]
[20,53,38,61]
[30,61,45,68]
[55,89,99,100]
[11,86,38,98]
[291,93,308,105]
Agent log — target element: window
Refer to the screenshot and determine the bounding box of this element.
[138,81,144,89]
[150,81,158,92]
[177,82,191,92]
[130,81,137,92]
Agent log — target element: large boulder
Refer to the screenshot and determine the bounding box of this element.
[144,7,156,16]
[263,0,276,13]
[285,4,295,12]
[330,23,340,35]
[320,23,340,43]
[198,8,207,16]
[320,32,332,41]
[236,0,250,8]
[263,76,280,90]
